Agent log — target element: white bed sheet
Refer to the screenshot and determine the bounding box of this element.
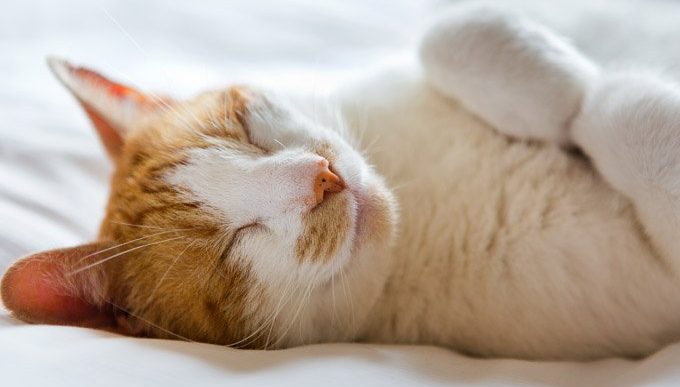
[3,0,680,385]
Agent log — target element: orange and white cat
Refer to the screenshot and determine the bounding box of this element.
[4,4,680,360]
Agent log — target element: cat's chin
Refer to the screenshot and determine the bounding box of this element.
[349,189,370,249]
[347,182,396,255]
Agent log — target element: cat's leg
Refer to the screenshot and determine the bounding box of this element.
[420,3,599,146]
[571,74,680,264]
[421,4,680,265]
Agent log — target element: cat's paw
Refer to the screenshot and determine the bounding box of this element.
[571,73,680,194]
[420,3,599,146]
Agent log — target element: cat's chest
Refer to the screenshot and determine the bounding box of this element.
[344,75,594,260]
[371,99,577,266]
[331,66,676,357]
[340,69,633,294]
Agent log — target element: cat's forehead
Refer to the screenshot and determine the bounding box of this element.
[132,89,252,145]
[110,90,270,195]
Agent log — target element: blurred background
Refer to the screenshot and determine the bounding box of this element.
[2,0,680,272]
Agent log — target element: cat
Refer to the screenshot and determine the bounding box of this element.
[4,4,680,360]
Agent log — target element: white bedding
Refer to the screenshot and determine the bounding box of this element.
[3,0,680,385]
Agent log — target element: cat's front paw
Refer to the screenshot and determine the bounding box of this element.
[571,73,680,193]
[420,3,599,146]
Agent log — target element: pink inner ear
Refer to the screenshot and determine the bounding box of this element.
[81,102,125,159]
[47,57,175,160]
[1,244,114,327]
[70,65,151,104]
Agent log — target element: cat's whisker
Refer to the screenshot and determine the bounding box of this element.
[294,285,312,345]
[294,278,315,345]
[140,239,198,313]
[331,268,337,329]
[261,276,301,349]
[88,54,194,129]
[338,266,356,337]
[173,94,210,130]
[265,276,308,349]
[273,138,286,149]
[73,229,183,267]
[68,236,186,276]
[154,96,198,131]
[236,281,285,349]
[350,106,370,150]
[282,279,316,348]
[268,292,301,348]
[298,274,319,345]
[98,5,206,130]
[229,275,297,349]
[107,70,193,129]
[273,277,315,348]
[361,133,382,157]
[333,106,351,140]
[116,72,196,131]
[279,280,312,347]
[109,220,195,232]
[303,272,323,344]
[389,178,421,194]
[107,300,195,343]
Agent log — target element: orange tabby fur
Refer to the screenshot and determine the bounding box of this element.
[97,88,270,345]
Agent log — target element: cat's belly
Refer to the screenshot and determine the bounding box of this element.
[340,66,680,359]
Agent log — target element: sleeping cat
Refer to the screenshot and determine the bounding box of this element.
[4,4,680,360]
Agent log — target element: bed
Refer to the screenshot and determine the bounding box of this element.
[3,0,680,385]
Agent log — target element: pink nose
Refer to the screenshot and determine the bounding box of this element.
[313,160,345,205]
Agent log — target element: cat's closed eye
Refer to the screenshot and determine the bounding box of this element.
[1,56,400,350]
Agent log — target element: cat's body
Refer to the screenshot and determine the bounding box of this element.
[335,66,678,359]
[4,4,680,361]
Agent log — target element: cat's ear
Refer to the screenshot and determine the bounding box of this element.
[227,86,254,128]
[1,243,116,328]
[47,57,171,159]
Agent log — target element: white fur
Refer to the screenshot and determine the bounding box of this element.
[169,146,328,225]
[420,4,599,145]
[349,66,680,359]
[173,5,680,359]
[168,94,396,347]
[571,73,680,265]
[342,6,680,359]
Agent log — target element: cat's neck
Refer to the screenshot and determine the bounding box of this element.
[336,67,478,344]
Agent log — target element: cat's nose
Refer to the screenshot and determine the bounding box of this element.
[314,159,345,205]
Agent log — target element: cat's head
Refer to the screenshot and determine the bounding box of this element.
[0,58,397,348]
